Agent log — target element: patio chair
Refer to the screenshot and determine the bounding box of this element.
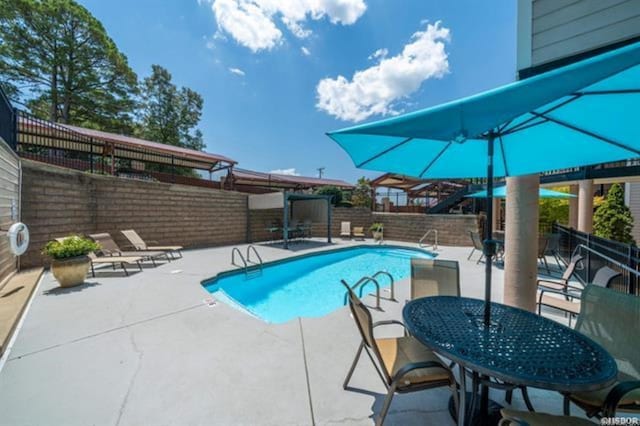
[302,219,312,239]
[563,285,640,418]
[537,266,621,326]
[499,409,596,425]
[340,221,351,239]
[341,281,457,425]
[467,231,485,264]
[121,229,183,259]
[537,254,585,292]
[537,235,551,274]
[54,238,144,277]
[410,258,460,300]
[543,233,563,268]
[352,226,366,240]
[89,233,170,265]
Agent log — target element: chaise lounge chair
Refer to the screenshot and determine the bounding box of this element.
[121,229,183,259]
[340,221,351,239]
[89,233,171,265]
[352,226,366,240]
[54,237,144,277]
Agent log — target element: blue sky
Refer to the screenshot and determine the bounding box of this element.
[77,0,517,183]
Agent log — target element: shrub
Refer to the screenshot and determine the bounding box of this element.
[593,183,635,244]
[43,236,100,260]
[351,177,373,208]
[369,222,384,233]
[315,185,343,205]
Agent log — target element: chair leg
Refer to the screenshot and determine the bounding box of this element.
[476,254,484,265]
[467,248,475,260]
[377,382,397,426]
[137,261,143,272]
[343,342,364,389]
[91,263,96,278]
[122,263,129,276]
[543,257,550,275]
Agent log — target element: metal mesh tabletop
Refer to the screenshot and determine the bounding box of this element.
[403,296,617,392]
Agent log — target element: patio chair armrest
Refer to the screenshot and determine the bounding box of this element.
[602,380,640,417]
[372,320,407,331]
[538,287,583,300]
[536,278,565,288]
[391,360,447,383]
[120,243,137,250]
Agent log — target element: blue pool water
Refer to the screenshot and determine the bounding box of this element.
[203,246,434,323]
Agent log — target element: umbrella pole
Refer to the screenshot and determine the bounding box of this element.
[484,134,495,327]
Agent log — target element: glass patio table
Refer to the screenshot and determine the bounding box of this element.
[403,296,617,426]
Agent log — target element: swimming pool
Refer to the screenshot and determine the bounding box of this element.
[203,246,434,323]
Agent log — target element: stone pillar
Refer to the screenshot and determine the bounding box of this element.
[568,185,579,229]
[382,197,390,212]
[492,197,501,231]
[578,180,594,233]
[504,174,539,311]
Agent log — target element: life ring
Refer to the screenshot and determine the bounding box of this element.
[8,222,29,256]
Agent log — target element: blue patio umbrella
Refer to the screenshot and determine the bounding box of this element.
[327,40,640,328]
[466,186,576,198]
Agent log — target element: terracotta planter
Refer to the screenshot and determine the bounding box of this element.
[51,256,91,288]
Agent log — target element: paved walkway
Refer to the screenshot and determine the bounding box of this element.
[0,239,580,425]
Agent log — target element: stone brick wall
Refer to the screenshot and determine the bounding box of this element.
[372,212,479,246]
[20,160,479,267]
[21,161,248,267]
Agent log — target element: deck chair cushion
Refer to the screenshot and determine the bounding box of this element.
[376,336,450,386]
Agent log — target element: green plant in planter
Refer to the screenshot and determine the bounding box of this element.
[43,236,100,260]
[369,223,384,233]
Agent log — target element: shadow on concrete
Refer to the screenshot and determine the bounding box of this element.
[43,281,101,295]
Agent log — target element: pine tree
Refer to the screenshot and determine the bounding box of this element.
[593,183,635,244]
[0,0,138,133]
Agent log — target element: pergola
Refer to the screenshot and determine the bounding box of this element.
[248,192,333,249]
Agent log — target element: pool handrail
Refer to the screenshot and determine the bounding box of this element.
[246,245,263,267]
[231,247,247,269]
[371,271,396,301]
[419,229,438,250]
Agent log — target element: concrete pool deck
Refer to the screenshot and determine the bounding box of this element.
[0,239,585,425]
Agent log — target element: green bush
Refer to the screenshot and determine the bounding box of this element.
[43,236,100,260]
[315,185,344,206]
[593,183,635,244]
[539,186,570,230]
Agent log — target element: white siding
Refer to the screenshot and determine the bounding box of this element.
[0,137,20,285]
[528,0,640,68]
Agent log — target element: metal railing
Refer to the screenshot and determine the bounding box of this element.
[554,223,640,295]
[342,271,396,310]
[0,88,16,150]
[419,229,438,250]
[231,246,263,277]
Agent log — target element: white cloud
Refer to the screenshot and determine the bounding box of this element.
[208,0,367,52]
[368,48,387,60]
[229,67,246,76]
[301,46,311,56]
[316,22,450,122]
[269,168,300,176]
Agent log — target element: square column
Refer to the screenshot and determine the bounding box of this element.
[568,184,578,229]
[578,180,594,233]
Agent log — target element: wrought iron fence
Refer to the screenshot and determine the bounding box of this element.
[553,223,640,295]
[14,110,232,187]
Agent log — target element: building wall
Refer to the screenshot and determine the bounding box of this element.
[20,160,248,268]
[518,0,640,70]
[0,138,20,285]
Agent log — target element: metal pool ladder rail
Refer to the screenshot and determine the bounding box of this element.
[231,245,263,276]
[342,271,396,310]
[419,229,438,250]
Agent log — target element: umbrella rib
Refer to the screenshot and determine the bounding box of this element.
[418,142,452,178]
[498,136,509,177]
[502,94,582,135]
[575,89,640,96]
[356,137,414,168]
[531,112,640,156]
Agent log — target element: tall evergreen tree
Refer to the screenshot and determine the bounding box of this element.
[138,65,205,151]
[593,183,635,244]
[0,0,137,132]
